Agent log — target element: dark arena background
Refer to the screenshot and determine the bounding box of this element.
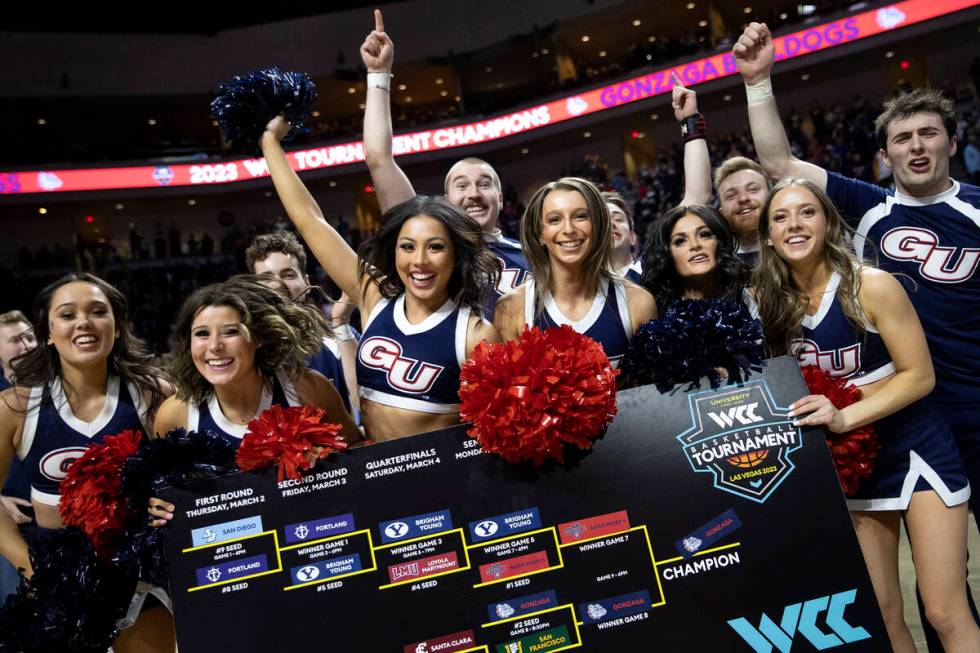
[1,1,978,651]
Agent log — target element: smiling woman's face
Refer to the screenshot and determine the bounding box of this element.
[669,214,718,280]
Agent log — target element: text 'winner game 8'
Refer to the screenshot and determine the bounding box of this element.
[162,356,888,651]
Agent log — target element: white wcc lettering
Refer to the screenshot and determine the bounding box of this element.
[359,336,444,394]
[39,446,89,481]
[880,227,980,283]
[792,339,860,378]
[707,402,763,429]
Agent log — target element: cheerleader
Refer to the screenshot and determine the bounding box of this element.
[151,275,359,447]
[753,178,979,653]
[0,273,173,652]
[493,177,656,369]
[639,204,750,309]
[260,120,500,441]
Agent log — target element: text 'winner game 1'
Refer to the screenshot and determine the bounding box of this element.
[162,356,888,651]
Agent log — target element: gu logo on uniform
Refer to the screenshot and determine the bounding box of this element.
[677,381,802,503]
[359,336,445,394]
[791,339,860,378]
[39,446,89,481]
[880,227,980,283]
[496,260,526,295]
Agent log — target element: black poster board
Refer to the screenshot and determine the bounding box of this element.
[162,356,887,652]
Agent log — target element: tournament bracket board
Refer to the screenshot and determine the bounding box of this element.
[162,356,887,651]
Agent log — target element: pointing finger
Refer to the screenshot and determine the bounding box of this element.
[374,8,384,33]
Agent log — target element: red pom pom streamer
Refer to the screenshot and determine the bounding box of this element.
[459,325,618,465]
[59,429,143,557]
[236,405,348,481]
[800,366,882,497]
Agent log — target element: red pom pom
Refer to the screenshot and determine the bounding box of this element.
[236,405,348,481]
[459,325,618,465]
[59,429,143,557]
[800,366,882,496]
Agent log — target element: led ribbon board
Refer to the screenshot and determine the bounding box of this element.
[1,0,976,196]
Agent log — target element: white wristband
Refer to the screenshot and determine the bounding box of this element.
[367,72,392,92]
[745,77,774,106]
[332,323,354,342]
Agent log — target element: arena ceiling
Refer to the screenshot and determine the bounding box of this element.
[2,2,393,34]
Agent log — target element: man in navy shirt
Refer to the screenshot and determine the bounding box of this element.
[245,232,358,416]
[735,21,980,651]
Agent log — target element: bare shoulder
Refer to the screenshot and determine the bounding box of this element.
[295,368,332,408]
[623,281,658,327]
[492,284,527,341]
[152,394,189,438]
[857,266,907,306]
[858,266,901,292]
[0,386,32,416]
[0,387,30,441]
[467,314,502,355]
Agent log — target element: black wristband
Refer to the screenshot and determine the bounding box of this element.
[681,113,707,143]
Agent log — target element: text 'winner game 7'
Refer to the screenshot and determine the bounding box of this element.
[162,356,888,651]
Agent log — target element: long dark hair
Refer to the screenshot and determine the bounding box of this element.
[11,272,164,417]
[170,275,329,405]
[639,204,749,309]
[358,195,498,315]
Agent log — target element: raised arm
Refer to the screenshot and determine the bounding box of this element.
[672,73,712,207]
[733,22,827,188]
[260,118,366,304]
[361,9,416,213]
[0,392,32,575]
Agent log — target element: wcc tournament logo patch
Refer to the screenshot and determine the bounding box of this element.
[676,381,801,503]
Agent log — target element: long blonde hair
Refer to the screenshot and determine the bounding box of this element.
[519,177,613,315]
[753,178,867,356]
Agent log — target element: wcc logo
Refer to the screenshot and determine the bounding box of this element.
[880,227,979,284]
[359,336,445,394]
[677,381,801,503]
[728,589,871,652]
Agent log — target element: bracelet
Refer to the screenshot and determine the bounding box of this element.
[681,113,707,143]
[744,77,774,106]
[332,323,354,342]
[367,72,392,92]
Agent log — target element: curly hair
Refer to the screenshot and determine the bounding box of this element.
[169,274,329,405]
[639,204,749,310]
[521,177,614,315]
[244,230,307,273]
[10,273,165,418]
[753,178,867,357]
[357,195,498,316]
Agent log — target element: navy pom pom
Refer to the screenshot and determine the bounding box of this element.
[0,528,133,653]
[623,298,766,393]
[210,66,318,153]
[114,429,238,586]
